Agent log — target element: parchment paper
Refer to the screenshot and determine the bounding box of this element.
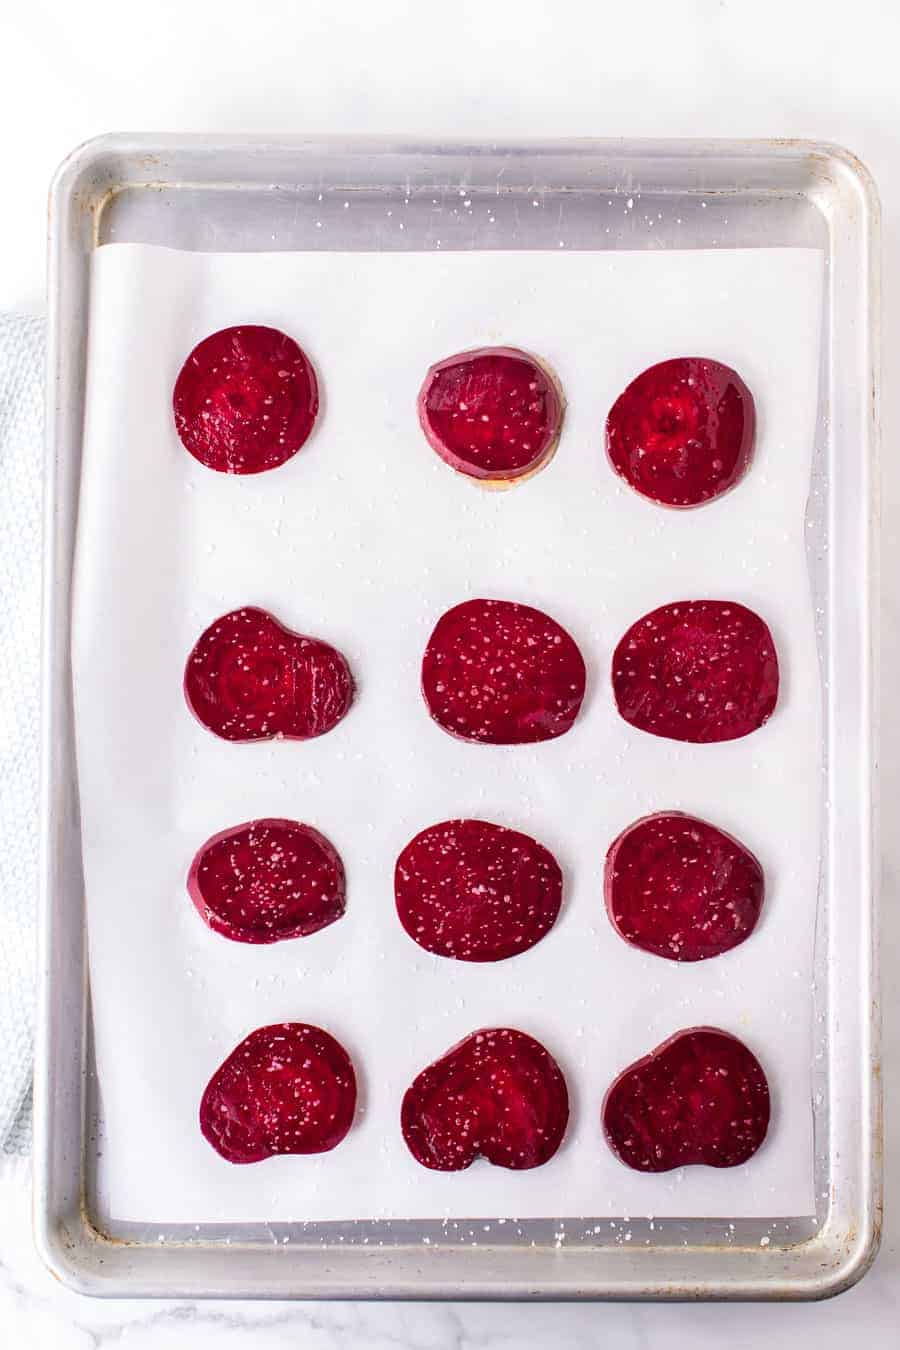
[74,243,822,1223]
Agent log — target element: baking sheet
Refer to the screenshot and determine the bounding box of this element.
[73,242,822,1224]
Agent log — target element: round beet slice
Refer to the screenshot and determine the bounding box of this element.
[173,325,319,474]
[401,1028,569,1171]
[184,606,353,743]
[605,812,764,962]
[417,346,563,484]
[611,599,778,743]
[422,598,586,745]
[606,357,755,507]
[602,1027,770,1172]
[188,818,345,945]
[395,818,562,962]
[200,1022,357,1163]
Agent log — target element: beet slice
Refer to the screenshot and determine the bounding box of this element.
[417,347,563,483]
[422,598,586,744]
[606,357,755,507]
[173,325,319,474]
[401,1028,569,1171]
[200,1022,357,1163]
[602,1027,770,1172]
[605,812,764,962]
[188,818,345,945]
[612,599,778,743]
[395,818,562,962]
[184,606,353,743]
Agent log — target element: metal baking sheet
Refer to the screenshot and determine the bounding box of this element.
[35,135,881,1300]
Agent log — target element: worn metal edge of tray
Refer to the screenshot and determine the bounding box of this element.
[34,134,881,1301]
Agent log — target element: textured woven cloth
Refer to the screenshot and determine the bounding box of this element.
[0,314,43,1153]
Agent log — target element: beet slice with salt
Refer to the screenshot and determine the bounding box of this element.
[422,598,586,744]
[602,1027,770,1172]
[188,818,345,945]
[417,346,564,484]
[395,818,562,962]
[604,812,764,962]
[612,599,778,743]
[401,1028,569,1171]
[173,325,319,474]
[606,357,755,507]
[184,606,353,743]
[200,1022,357,1163]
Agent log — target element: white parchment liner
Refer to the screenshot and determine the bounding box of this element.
[74,244,822,1222]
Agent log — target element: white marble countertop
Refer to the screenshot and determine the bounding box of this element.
[2,0,899,1342]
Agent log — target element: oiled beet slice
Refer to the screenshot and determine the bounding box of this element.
[184,607,353,743]
[612,600,778,743]
[402,1028,569,1171]
[602,1027,770,1172]
[395,819,562,962]
[606,357,755,507]
[173,325,319,474]
[422,598,586,744]
[605,812,764,962]
[417,347,563,483]
[188,818,345,945]
[200,1022,356,1163]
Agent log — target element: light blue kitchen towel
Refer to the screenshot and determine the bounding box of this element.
[0,314,43,1153]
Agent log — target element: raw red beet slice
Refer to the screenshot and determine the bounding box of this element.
[395,818,562,962]
[602,1027,770,1172]
[422,598,586,745]
[184,607,353,743]
[200,1022,356,1164]
[401,1028,569,1171]
[173,325,319,474]
[188,818,345,945]
[606,357,755,507]
[612,599,778,743]
[604,812,764,962]
[417,347,563,483]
